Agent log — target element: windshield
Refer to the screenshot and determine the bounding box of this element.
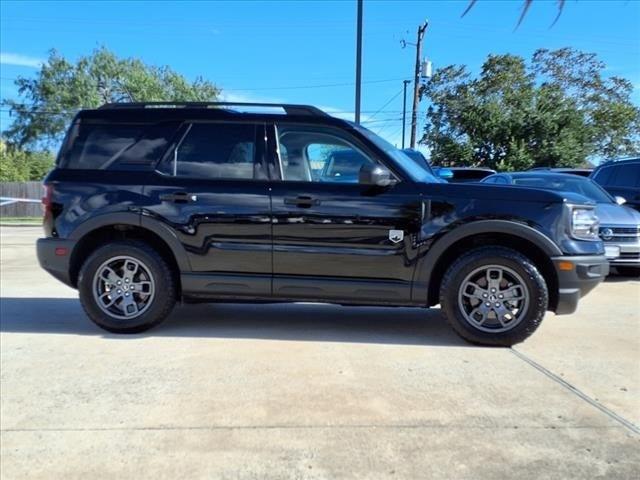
[355,126,439,183]
[512,175,614,203]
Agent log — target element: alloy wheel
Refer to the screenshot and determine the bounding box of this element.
[457,265,530,333]
[92,255,156,320]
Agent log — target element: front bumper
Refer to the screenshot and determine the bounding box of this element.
[36,237,76,287]
[606,242,640,267]
[552,255,609,315]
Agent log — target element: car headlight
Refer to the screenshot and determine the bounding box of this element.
[570,207,600,241]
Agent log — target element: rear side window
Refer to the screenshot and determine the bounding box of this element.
[609,164,640,188]
[483,175,506,184]
[60,122,177,170]
[592,166,614,185]
[161,123,260,180]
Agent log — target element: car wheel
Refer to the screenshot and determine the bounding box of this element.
[615,266,640,277]
[78,241,177,333]
[440,246,548,347]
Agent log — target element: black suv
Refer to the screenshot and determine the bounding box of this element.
[590,158,640,212]
[37,102,609,346]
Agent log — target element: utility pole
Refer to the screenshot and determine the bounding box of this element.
[402,80,410,149]
[354,0,363,124]
[410,20,428,148]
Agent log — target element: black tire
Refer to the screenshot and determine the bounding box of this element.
[440,246,548,347]
[614,266,640,278]
[78,241,177,333]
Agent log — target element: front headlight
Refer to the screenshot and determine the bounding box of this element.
[571,207,599,241]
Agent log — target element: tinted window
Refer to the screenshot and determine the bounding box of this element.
[610,164,640,188]
[169,123,258,180]
[61,122,177,170]
[452,170,495,182]
[485,176,508,184]
[117,123,179,169]
[278,128,376,183]
[592,166,613,185]
[511,175,613,203]
[62,123,142,169]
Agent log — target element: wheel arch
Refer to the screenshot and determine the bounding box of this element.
[413,221,561,311]
[68,213,191,288]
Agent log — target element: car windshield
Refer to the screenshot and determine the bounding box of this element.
[512,175,614,203]
[355,125,439,183]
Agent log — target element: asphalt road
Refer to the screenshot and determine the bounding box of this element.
[1,226,639,479]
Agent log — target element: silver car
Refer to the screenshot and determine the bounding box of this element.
[482,172,640,276]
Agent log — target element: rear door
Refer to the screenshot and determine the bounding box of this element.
[267,123,422,304]
[142,121,273,297]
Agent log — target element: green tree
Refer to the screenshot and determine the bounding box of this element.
[2,47,220,148]
[421,48,640,170]
[0,141,55,181]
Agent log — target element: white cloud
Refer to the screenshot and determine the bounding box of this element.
[0,52,44,68]
[219,91,282,105]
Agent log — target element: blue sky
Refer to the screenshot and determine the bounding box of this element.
[1,0,639,149]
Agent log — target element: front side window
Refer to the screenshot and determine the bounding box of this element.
[165,123,259,180]
[277,127,376,183]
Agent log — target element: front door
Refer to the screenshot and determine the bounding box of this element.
[267,123,422,304]
[143,121,272,297]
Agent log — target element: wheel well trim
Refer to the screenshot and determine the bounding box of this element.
[411,220,562,303]
[68,212,191,272]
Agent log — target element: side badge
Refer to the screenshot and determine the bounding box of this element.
[389,229,404,244]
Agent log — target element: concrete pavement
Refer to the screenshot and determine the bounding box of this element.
[1,226,639,479]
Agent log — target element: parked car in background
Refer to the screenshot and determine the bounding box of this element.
[400,148,445,182]
[399,151,494,183]
[529,167,593,177]
[590,158,640,213]
[482,172,640,276]
[432,167,496,183]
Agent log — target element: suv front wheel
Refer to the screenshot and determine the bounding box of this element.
[440,246,548,346]
[78,241,177,333]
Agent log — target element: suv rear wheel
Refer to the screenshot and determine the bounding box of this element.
[440,246,548,346]
[78,241,177,333]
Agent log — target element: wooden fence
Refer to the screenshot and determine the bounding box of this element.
[0,182,43,217]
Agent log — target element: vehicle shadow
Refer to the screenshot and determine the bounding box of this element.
[604,274,640,283]
[0,297,471,347]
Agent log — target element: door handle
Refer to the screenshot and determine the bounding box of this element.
[159,192,198,203]
[284,196,320,208]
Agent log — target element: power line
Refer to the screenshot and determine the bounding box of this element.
[366,88,404,122]
[361,117,403,125]
[225,77,410,92]
[382,124,405,144]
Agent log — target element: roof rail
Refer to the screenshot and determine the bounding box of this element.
[98,101,328,117]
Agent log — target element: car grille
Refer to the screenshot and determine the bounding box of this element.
[619,252,640,260]
[599,226,640,243]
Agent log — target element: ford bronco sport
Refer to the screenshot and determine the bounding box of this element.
[37,102,609,346]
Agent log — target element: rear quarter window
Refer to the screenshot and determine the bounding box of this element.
[60,122,178,171]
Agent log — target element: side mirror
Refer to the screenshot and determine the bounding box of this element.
[615,196,627,205]
[437,168,454,180]
[359,163,397,187]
